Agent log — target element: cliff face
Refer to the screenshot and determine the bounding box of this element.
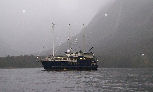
[56,0,153,67]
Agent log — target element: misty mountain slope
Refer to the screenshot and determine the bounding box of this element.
[56,0,153,67]
[92,0,153,67]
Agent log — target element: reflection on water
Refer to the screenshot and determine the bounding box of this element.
[0,68,153,92]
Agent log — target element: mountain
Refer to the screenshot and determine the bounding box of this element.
[56,0,153,67]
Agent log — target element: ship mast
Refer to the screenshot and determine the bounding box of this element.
[67,24,71,53]
[82,24,86,52]
[52,22,55,57]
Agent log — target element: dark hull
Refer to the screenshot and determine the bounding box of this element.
[41,61,98,70]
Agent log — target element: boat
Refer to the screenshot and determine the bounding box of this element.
[37,23,98,70]
[39,49,98,70]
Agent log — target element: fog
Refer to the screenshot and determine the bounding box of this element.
[0,0,113,56]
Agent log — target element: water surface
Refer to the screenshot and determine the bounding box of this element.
[0,68,153,92]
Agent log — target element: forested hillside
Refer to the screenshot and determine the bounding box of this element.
[0,55,41,68]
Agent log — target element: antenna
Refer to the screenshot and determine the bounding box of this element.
[52,22,55,57]
[89,47,94,52]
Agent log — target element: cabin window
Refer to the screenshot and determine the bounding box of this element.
[63,58,67,60]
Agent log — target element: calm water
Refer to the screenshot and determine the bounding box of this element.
[0,68,153,92]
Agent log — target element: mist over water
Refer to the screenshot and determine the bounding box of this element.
[0,68,153,92]
[0,0,153,92]
[0,0,113,56]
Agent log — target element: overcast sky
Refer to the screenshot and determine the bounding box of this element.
[0,0,114,55]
